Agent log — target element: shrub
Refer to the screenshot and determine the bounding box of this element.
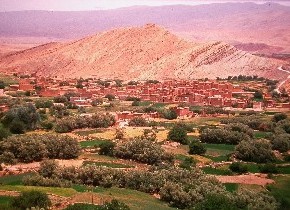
[195,193,239,210]
[115,129,124,140]
[272,133,290,153]
[179,157,196,170]
[168,123,188,144]
[235,139,275,163]
[128,117,147,127]
[41,121,54,130]
[39,159,58,178]
[160,108,177,120]
[259,163,278,174]
[188,141,206,155]
[99,141,115,156]
[105,94,115,101]
[11,191,51,209]
[114,136,173,165]
[1,103,39,132]
[200,128,250,145]
[132,100,140,106]
[50,105,69,118]
[9,120,26,134]
[0,134,80,163]
[229,162,248,174]
[0,125,11,140]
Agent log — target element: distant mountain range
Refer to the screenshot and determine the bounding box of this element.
[0,24,286,81]
[0,2,290,53]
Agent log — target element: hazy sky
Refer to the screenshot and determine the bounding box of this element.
[0,0,289,11]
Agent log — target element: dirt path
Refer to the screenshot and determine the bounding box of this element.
[276,66,290,93]
[215,174,274,186]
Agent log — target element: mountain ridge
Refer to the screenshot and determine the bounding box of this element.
[0,24,287,81]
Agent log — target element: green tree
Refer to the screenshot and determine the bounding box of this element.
[1,103,40,132]
[235,139,275,163]
[11,191,51,209]
[229,162,248,174]
[272,113,287,123]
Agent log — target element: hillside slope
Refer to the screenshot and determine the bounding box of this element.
[0,24,286,81]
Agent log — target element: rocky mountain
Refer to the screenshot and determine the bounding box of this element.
[0,3,290,53]
[0,24,287,81]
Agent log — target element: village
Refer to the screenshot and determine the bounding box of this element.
[0,73,289,119]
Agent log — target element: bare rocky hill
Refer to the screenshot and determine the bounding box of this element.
[1,3,290,53]
[0,24,287,81]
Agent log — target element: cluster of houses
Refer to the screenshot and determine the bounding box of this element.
[0,75,289,115]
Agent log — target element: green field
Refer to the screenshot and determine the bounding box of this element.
[203,143,234,162]
[93,187,175,210]
[73,185,175,210]
[0,196,14,210]
[83,161,134,168]
[202,166,232,175]
[0,173,33,185]
[267,175,290,210]
[80,139,111,148]
[0,185,77,197]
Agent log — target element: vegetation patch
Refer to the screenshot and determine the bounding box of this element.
[0,173,34,185]
[0,196,14,210]
[74,129,103,136]
[223,183,238,192]
[80,139,111,148]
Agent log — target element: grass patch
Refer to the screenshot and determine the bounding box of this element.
[0,173,33,185]
[0,185,77,197]
[80,139,111,148]
[224,183,238,192]
[205,155,228,162]
[83,161,134,168]
[203,143,234,162]
[244,163,260,173]
[267,175,290,210]
[277,165,290,174]
[93,187,174,210]
[253,131,271,139]
[72,184,88,192]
